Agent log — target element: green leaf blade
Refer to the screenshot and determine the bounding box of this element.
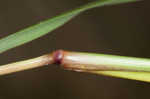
[91,71,150,83]
[0,0,137,53]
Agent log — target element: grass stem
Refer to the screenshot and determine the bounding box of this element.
[0,54,53,75]
[0,50,150,83]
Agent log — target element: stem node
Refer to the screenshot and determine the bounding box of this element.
[52,50,64,65]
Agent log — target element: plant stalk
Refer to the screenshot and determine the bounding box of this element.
[0,50,150,83]
[0,54,54,75]
[61,50,150,72]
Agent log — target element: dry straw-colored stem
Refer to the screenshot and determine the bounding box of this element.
[0,54,53,75]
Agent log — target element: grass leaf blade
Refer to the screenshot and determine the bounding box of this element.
[91,71,150,83]
[0,0,137,53]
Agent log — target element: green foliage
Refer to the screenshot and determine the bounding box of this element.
[0,0,137,53]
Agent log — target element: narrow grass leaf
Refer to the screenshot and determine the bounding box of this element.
[0,0,137,53]
[90,71,150,83]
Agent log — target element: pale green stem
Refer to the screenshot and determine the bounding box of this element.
[62,51,150,72]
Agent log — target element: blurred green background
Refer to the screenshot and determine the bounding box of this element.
[0,0,150,99]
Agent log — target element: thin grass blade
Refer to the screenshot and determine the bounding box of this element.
[0,0,137,53]
[90,71,150,83]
